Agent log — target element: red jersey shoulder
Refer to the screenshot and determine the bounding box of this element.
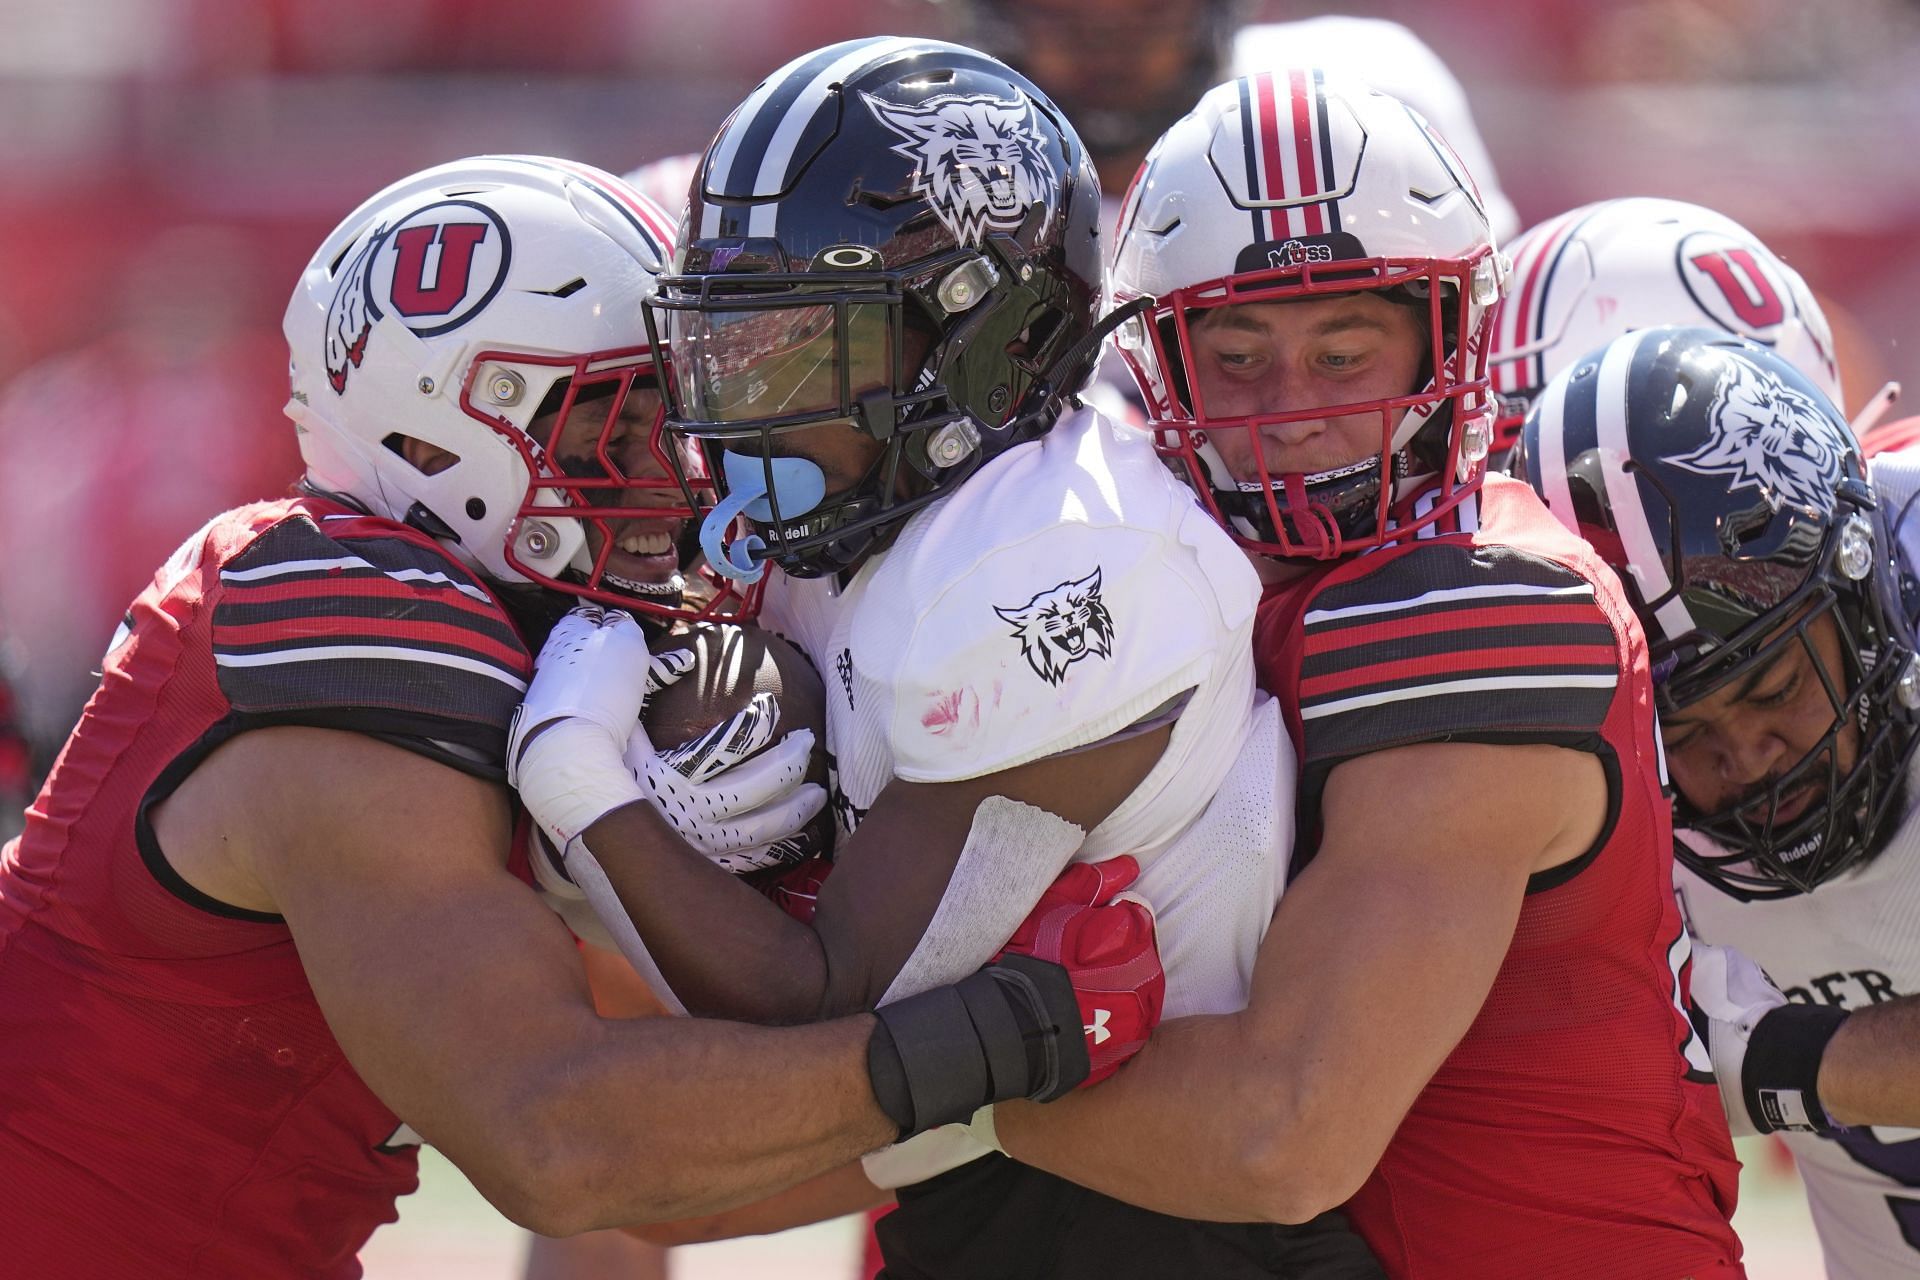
[1265,478,1624,767]
[191,497,533,768]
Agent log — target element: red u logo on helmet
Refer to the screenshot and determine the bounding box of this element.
[387,223,492,318]
[1688,248,1786,330]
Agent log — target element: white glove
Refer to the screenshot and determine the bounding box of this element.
[1690,941,1791,1138]
[510,605,825,871]
[627,697,825,874]
[508,605,695,848]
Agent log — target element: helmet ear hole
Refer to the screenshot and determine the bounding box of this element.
[385,433,461,477]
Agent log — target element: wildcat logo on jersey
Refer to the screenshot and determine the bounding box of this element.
[862,89,1057,247]
[1669,357,1841,514]
[994,568,1114,686]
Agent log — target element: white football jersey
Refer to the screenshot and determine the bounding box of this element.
[777,406,1291,1191]
[761,405,1281,1012]
[1670,445,1920,1279]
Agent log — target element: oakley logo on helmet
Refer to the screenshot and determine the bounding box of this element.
[1681,236,1787,334]
[863,89,1057,247]
[994,568,1114,686]
[1669,357,1841,514]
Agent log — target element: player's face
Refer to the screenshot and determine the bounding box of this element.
[1186,293,1429,480]
[751,315,938,499]
[1660,611,1861,828]
[543,379,686,592]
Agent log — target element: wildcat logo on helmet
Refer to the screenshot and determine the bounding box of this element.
[994,568,1114,686]
[862,89,1057,247]
[1668,356,1842,514]
[324,198,513,394]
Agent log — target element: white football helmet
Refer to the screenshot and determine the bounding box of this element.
[1230,16,1519,242]
[285,154,749,621]
[1489,196,1841,453]
[1114,69,1504,559]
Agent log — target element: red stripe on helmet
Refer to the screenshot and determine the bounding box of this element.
[1255,71,1287,240]
[1289,68,1325,236]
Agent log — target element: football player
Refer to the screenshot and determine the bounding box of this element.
[964,71,1748,1279]
[0,154,1139,1276]
[510,36,1382,1278]
[1501,202,1920,1276]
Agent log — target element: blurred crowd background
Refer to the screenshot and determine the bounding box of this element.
[4,0,1920,802]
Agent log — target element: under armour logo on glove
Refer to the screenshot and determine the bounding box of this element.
[998,855,1163,1086]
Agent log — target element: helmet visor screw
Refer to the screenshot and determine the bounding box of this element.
[1837,513,1875,581]
[520,520,558,558]
[489,370,524,405]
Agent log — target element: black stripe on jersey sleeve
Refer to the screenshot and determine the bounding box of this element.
[1305,541,1581,620]
[214,585,521,651]
[1300,618,1616,679]
[212,514,530,765]
[1295,542,1623,766]
[217,656,523,755]
[1303,684,1618,765]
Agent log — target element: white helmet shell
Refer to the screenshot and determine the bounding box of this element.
[1489,196,1842,449]
[284,154,683,600]
[1230,16,1518,241]
[1113,68,1504,558]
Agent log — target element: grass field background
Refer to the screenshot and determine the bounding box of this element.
[362,1137,1832,1278]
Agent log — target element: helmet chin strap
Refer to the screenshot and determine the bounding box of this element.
[701,450,828,583]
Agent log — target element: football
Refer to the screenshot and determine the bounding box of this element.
[644,622,833,862]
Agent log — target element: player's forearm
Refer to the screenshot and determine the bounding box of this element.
[514,1012,893,1232]
[582,801,831,1021]
[993,1011,1332,1223]
[622,1159,889,1246]
[1820,994,1920,1127]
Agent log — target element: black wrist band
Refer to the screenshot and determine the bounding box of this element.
[865,1016,917,1141]
[1743,1004,1850,1134]
[865,956,1091,1142]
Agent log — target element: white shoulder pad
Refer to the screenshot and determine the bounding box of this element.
[860,409,1260,783]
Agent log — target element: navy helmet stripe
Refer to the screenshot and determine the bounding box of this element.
[1236,75,1264,244]
[704,42,853,203]
[1313,68,1340,231]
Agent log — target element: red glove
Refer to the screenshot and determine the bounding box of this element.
[998,856,1164,1086]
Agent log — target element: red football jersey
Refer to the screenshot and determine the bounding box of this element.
[1258,475,1743,1280]
[0,495,533,1278]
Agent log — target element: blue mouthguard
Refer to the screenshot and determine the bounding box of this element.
[699,450,828,583]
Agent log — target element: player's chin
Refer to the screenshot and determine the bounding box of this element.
[570,554,687,612]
